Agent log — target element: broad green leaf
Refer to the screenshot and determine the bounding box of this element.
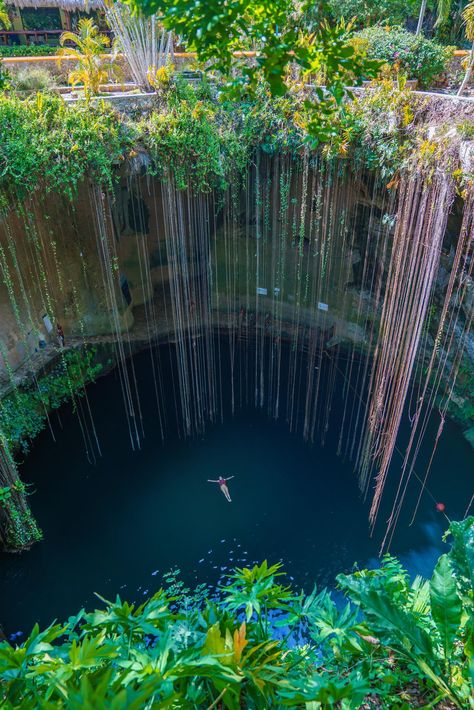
[430,554,463,661]
[446,517,474,607]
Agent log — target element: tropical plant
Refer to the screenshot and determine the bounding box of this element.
[338,524,474,709]
[0,522,473,707]
[58,18,121,100]
[104,0,173,92]
[146,61,174,92]
[417,0,468,36]
[0,93,135,197]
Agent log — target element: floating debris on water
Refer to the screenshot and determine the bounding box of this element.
[151,570,159,576]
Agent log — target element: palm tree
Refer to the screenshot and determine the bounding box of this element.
[58,18,120,100]
[458,0,474,94]
[416,0,463,36]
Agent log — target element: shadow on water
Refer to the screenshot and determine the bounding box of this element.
[0,339,472,636]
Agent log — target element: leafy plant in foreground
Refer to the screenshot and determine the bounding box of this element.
[0,519,472,708]
[338,538,474,708]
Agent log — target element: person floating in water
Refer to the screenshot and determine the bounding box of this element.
[207,476,234,502]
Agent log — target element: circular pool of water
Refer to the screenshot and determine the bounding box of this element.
[0,343,472,637]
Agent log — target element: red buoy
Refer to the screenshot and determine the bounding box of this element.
[436,502,446,512]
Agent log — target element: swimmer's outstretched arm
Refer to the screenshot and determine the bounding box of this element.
[207,479,220,483]
[224,476,235,481]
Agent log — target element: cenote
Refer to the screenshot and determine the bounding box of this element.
[0,339,472,636]
[1,36,474,705]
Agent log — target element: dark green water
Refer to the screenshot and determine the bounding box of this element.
[1,341,472,638]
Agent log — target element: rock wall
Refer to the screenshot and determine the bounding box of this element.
[0,158,473,446]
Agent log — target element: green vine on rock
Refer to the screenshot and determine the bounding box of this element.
[0,348,103,454]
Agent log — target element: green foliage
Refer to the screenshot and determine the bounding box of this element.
[327,0,422,29]
[125,0,380,142]
[328,79,415,176]
[0,0,9,30]
[0,66,460,200]
[0,62,11,91]
[0,348,102,454]
[223,560,293,622]
[444,517,474,608]
[0,45,59,57]
[430,554,463,663]
[12,67,55,93]
[338,518,474,709]
[0,93,135,198]
[355,25,452,86]
[141,92,252,191]
[1,524,473,707]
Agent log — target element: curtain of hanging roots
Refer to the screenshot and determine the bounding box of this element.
[2,151,474,551]
[358,171,455,543]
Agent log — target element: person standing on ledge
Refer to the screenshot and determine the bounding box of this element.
[56,323,65,349]
[207,476,234,502]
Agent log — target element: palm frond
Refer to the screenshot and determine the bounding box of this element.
[435,0,453,27]
[463,0,474,40]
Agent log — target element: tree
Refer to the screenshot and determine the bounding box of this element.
[458,0,474,94]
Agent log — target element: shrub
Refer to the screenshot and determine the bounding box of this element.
[0,44,59,57]
[354,25,452,87]
[12,67,55,92]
